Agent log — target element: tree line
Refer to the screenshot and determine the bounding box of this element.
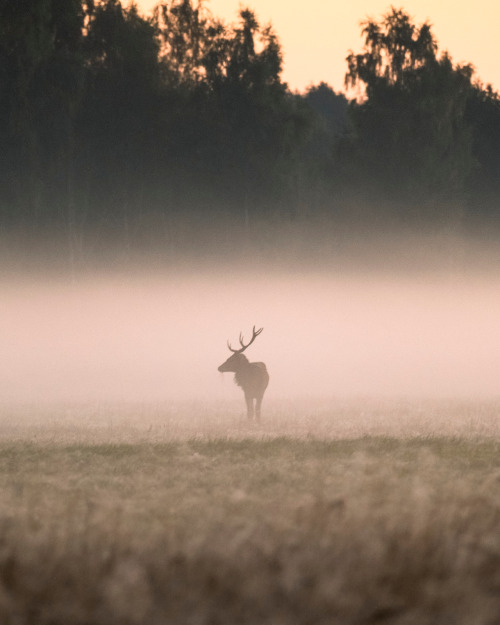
[1,0,499,247]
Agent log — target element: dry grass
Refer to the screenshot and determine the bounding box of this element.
[1,397,500,442]
[0,400,500,624]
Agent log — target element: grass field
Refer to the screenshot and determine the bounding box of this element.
[1,399,500,624]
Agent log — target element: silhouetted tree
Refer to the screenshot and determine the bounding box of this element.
[78,0,162,228]
[345,7,475,223]
[203,8,306,220]
[0,0,87,225]
[154,0,213,85]
[465,84,500,222]
[2,0,500,255]
[297,83,349,216]
[154,1,311,221]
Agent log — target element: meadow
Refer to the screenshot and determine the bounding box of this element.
[1,399,500,624]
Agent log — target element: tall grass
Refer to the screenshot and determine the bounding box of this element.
[1,397,500,442]
[0,403,500,624]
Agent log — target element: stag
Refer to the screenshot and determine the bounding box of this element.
[218,326,269,421]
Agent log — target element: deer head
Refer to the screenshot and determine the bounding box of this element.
[218,326,263,372]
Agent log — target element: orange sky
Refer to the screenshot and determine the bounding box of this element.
[136,0,499,92]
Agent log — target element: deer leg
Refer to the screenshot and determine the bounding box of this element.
[244,393,254,420]
[255,394,263,422]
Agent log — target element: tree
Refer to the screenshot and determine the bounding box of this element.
[465,84,500,221]
[78,0,163,225]
[344,7,475,223]
[153,1,311,221]
[0,0,87,224]
[202,8,297,219]
[154,0,213,85]
[296,83,349,216]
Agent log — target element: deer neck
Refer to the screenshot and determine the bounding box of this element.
[233,355,251,385]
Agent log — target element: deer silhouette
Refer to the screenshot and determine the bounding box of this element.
[218,326,269,420]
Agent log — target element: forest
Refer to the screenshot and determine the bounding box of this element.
[1,0,500,254]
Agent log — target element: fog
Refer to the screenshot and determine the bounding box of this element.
[2,243,500,404]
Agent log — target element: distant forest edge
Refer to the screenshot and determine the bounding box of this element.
[1,0,500,255]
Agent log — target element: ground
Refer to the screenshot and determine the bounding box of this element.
[0,399,499,624]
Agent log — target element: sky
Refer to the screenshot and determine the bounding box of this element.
[136,0,499,92]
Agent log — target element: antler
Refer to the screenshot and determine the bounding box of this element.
[227,326,263,353]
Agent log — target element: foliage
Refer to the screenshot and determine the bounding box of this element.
[76,0,163,225]
[299,83,349,215]
[1,1,500,253]
[344,7,478,221]
[153,2,311,218]
[465,84,500,220]
[346,8,438,95]
[0,0,87,222]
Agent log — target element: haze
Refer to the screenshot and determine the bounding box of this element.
[3,245,500,405]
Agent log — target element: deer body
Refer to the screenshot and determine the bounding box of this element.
[218,327,269,420]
